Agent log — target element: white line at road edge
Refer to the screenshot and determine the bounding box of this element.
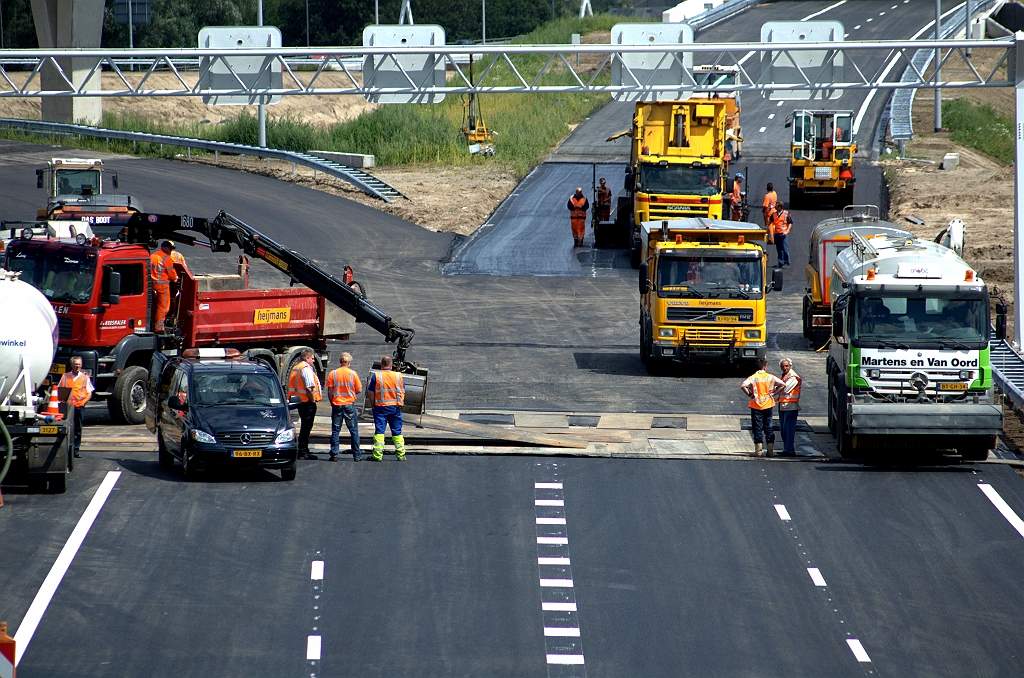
[979,484,1024,538]
[14,470,121,666]
[801,0,847,22]
[847,638,872,663]
[853,2,966,135]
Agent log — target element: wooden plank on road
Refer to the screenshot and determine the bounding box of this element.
[418,414,589,449]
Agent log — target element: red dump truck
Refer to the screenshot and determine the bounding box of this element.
[3,233,355,424]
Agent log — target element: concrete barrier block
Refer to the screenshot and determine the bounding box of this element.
[310,150,375,169]
[941,152,960,171]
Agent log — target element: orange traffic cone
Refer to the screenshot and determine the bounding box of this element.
[44,385,63,421]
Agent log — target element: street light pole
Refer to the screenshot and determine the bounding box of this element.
[482,0,486,44]
[934,0,942,132]
[305,0,310,47]
[258,0,266,149]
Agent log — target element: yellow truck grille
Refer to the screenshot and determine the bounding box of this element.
[683,328,734,344]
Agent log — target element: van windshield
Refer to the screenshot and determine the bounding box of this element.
[192,372,285,406]
[852,293,988,345]
[5,244,96,304]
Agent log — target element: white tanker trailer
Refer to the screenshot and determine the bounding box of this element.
[0,270,71,493]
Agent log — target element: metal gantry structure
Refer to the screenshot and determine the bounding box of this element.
[1,35,1024,344]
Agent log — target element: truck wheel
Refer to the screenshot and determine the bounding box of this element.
[839,186,855,207]
[109,366,148,425]
[960,436,993,462]
[802,298,813,339]
[349,280,368,299]
[639,322,649,366]
[789,187,803,211]
[630,245,641,269]
[836,382,854,457]
[827,369,837,436]
[158,433,174,470]
[48,471,68,494]
[281,462,297,481]
[181,443,196,479]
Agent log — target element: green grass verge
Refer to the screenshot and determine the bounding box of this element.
[942,98,1012,165]
[0,15,629,176]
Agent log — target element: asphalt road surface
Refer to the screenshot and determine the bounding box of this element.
[4,2,1024,676]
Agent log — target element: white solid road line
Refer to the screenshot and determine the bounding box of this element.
[14,470,121,666]
[801,0,847,22]
[547,654,586,664]
[846,638,872,663]
[774,504,792,521]
[536,517,567,525]
[306,635,322,661]
[542,602,578,611]
[535,482,562,489]
[807,567,828,587]
[853,2,966,134]
[544,627,582,637]
[535,499,565,506]
[979,484,1024,538]
[311,560,324,580]
[539,557,571,565]
[537,536,569,545]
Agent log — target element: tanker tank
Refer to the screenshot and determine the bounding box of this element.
[0,270,58,412]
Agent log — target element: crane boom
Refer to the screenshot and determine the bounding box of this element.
[125,210,420,372]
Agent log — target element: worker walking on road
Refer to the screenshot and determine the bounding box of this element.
[150,240,179,332]
[58,356,94,459]
[741,357,786,457]
[768,201,794,268]
[288,349,322,460]
[730,173,744,221]
[594,178,613,225]
[326,352,363,462]
[568,187,590,247]
[762,183,777,229]
[777,358,801,457]
[368,356,406,462]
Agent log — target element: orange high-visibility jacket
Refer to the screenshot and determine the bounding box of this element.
[288,363,322,403]
[745,371,778,410]
[371,370,405,408]
[150,250,178,284]
[58,371,93,407]
[326,366,362,406]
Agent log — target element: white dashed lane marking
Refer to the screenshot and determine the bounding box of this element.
[534,465,586,675]
[311,560,324,580]
[306,635,322,661]
[308,551,325,676]
[774,504,792,521]
[807,568,828,587]
[758,126,767,133]
[847,639,872,663]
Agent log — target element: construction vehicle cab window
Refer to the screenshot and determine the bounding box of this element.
[657,250,762,299]
[6,243,98,305]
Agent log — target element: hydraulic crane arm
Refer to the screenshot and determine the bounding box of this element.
[125,210,419,371]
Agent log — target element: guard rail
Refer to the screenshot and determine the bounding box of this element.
[889,0,995,141]
[0,117,405,202]
[991,335,1024,411]
[687,0,756,32]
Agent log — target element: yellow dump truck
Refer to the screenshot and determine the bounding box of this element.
[638,218,783,373]
[622,99,732,268]
[786,110,856,209]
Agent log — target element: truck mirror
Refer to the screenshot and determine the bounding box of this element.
[288,395,302,410]
[639,262,649,294]
[772,268,784,292]
[36,169,43,189]
[832,311,844,343]
[111,171,119,189]
[108,270,122,296]
[996,301,1008,341]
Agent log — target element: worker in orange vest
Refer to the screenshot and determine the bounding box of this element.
[325,352,363,462]
[594,178,613,225]
[730,173,744,221]
[741,357,786,457]
[150,241,179,332]
[761,182,777,229]
[768,201,794,268]
[367,355,406,462]
[58,356,94,458]
[288,348,322,460]
[567,187,589,247]
[777,358,801,456]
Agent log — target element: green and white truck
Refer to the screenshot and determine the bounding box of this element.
[826,232,1004,459]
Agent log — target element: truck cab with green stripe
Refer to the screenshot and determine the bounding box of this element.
[826,232,1003,459]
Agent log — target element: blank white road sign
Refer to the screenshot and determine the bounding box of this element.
[611,23,694,102]
[761,20,844,100]
[363,25,446,104]
[198,26,282,105]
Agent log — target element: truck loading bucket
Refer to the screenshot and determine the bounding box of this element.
[360,363,429,417]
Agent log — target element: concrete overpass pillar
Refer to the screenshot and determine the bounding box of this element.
[31,0,104,124]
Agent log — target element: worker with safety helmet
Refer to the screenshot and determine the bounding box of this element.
[150,240,178,332]
[367,356,406,462]
[568,187,590,247]
[768,201,794,268]
[594,178,613,224]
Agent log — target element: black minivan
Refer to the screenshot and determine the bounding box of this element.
[145,348,299,480]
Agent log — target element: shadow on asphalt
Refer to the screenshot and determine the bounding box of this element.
[114,456,287,484]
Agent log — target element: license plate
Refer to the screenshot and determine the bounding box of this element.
[716,316,739,322]
[39,426,58,435]
[233,449,262,458]
[939,383,968,391]
[50,363,66,375]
